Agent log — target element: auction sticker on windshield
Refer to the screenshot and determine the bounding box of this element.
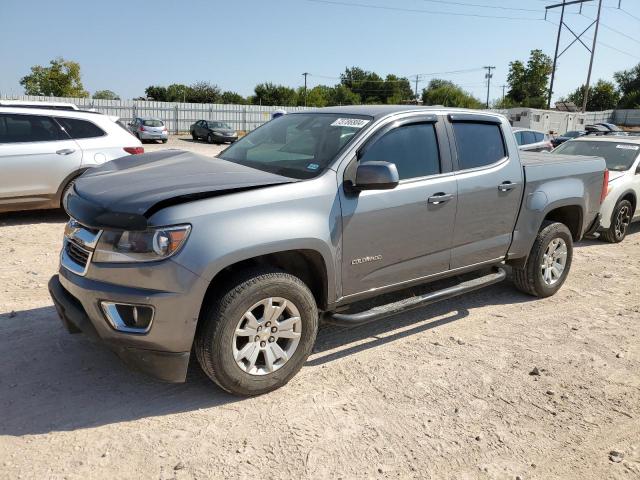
[331,118,370,128]
[616,144,639,150]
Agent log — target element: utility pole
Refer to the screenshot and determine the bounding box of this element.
[484,66,495,109]
[302,72,309,107]
[545,0,595,110]
[414,75,420,104]
[582,0,603,113]
[500,84,507,104]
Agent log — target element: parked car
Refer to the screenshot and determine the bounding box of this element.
[0,106,143,213]
[128,117,168,143]
[551,130,586,148]
[552,135,640,242]
[585,124,627,136]
[190,120,237,144]
[50,106,606,396]
[513,128,553,152]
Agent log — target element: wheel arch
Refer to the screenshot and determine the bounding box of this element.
[198,249,330,328]
[55,168,90,207]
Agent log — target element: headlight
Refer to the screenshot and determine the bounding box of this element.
[213,131,223,136]
[93,225,191,263]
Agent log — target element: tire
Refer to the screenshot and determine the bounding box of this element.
[60,177,78,209]
[191,131,197,141]
[161,139,167,144]
[601,199,633,243]
[512,221,573,298]
[195,268,318,396]
[206,133,214,144]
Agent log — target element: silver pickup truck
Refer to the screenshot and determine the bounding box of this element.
[48,106,606,396]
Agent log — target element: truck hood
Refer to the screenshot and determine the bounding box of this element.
[65,149,296,230]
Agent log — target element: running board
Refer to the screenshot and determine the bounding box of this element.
[327,268,506,327]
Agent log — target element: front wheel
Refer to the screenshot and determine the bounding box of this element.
[206,133,214,144]
[601,199,633,243]
[512,221,573,298]
[195,269,318,396]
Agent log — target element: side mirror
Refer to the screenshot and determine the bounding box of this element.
[353,161,399,191]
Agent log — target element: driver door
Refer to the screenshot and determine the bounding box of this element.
[339,116,457,298]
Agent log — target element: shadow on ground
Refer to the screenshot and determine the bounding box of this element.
[0,209,68,226]
[0,273,533,437]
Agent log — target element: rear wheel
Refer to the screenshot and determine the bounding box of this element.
[512,221,573,298]
[601,199,633,243]
[191,131,198,141]
[195,268,318,396]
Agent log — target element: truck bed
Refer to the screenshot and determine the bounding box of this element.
[519,151,602,166]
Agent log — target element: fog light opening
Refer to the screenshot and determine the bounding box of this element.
[101,302,154,333]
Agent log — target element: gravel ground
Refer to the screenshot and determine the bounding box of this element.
[142,135,229,156]
[0,142,639,479]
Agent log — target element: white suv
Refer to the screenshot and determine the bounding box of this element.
[0,107,143,213]
[552,135,640,242]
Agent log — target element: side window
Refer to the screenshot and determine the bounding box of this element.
[522,131,536,145]
[534,132,545,142]
[514,131,523,145]
[55,117,105,139]
[452,122,506,170]
[360,123,440,180]
[0,113,65,143]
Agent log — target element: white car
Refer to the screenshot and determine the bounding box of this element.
[0,99,80,110]
[552,135,640,242]
[0,106,143,213]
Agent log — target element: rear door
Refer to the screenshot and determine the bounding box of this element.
[446,114,523,269]
[340,115,458,297]
[54,116,108,164]
[0,112,82,202]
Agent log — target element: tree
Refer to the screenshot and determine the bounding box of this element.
[614,63,640,108]
[566,79,620,111]
[340,67,386,104]
[166,83,192,102]
[92,89,120,100]
[329,84,360,105]
[20,57,88,97]
[382,74,415,104]
[252,83,298,106]
[144,85,167,101]
[187,81,220,103]
[220,91,246,104]
[421,79,483,108]
[505,49,553,108]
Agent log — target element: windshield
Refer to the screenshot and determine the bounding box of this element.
[207,121,232,129]
[143,119,163,127]
[553,140,640,172]
[218,113,372,179]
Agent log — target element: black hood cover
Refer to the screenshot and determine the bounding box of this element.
[65,150,295,230]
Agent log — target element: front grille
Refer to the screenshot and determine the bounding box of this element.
[65,240,91,269]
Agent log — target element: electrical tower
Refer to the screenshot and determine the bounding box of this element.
[545,0,603,112]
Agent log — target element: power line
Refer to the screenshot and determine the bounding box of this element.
[417,0,540,12]
[306,0,545,20]
[605,6,640,24]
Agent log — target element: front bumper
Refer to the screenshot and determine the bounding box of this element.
[214,134,237,143]
[48,266,202,383]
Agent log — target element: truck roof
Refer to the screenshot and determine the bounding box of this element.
[301,105,501,121]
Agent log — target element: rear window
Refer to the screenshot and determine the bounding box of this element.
[0,113,66,143]
[553,140,640,172]
[55,117,105,139]
[452,122,506,170]
[142,119,163,127]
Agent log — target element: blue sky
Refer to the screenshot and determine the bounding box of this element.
[1,0,639,104]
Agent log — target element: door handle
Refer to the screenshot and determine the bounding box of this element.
[498,181,518,192]
[427,193,453,205]
[56,149,76,155]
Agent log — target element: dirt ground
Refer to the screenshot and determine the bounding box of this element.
[0,140,639,479]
